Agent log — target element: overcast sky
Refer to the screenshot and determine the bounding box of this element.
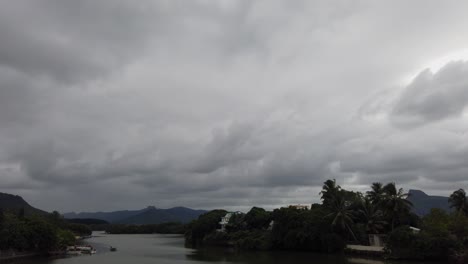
[1,0,468,213]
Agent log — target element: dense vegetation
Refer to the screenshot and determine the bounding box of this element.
[185,180,468,262]
[0,209,91,254]
[105,222,186,234]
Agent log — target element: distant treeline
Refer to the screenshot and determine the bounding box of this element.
[105,222,185,234]
[184,180,468,263]
[66,218,109,225]
[0,209,92,253]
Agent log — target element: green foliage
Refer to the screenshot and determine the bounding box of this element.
[185,209,227,246]
[449,189,468,215]
[381,183,413,230]
[234,230,271,250]
[182,179,468,260]
[357,198,386,234]
[320,179,341,207]
[244,207,271,230]
[66,223,92,236]
[270,206,345,252]
[57,229,76,248]
[0,210,91,252]
[385,226,460,260]
[325,195,357,242]
[448,213,468,242]
[366,182,384,205]
[105,222,185,234]
[202,231,230,246]
[225,213,245,232]
[0,213,58,251]
[422,208,450,236]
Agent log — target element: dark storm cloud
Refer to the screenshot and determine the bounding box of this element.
[0,1,158,83]
[1,1,468,212]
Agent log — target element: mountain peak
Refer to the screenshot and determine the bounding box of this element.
[408,189,429,198]
[407,189,451,216]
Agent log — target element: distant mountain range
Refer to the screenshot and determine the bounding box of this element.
[0,192,47,216]
[2,189,449,222]
[63,206,207,224]
[407,189,453,216]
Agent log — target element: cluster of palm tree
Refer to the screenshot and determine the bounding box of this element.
[320,179,413,242]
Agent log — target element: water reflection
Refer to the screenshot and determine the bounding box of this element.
[185,247,387,264]
[4,233,443,264]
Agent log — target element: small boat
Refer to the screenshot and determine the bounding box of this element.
[66,245,96,255]
[110,246,117,252]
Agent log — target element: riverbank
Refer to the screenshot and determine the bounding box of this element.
[0,251,42,261]
[345,245,384,258]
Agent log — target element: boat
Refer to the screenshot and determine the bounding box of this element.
[66,246,82,256]
[66,245,96,255]
[110,246,117,252]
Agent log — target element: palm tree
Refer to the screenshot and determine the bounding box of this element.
[320,179,341,207]
[366,182,384,205]
[381,183,413,230]
[449,189,468,214]
[359,198,387,234]
[326,195,358,242]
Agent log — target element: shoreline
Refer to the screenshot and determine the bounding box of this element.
[0,252,42,261]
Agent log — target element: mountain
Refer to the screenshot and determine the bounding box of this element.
[407,189,452,216]
[63,208,148,223]
[0,192,48,216]
[63,206,207,224]
[117,206,207,225]
[66,218,110,225]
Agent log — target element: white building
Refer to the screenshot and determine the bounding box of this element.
[288,204,310,210]
[218,211,242,232]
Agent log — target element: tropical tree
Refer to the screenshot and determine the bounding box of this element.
[366,182,384,205]
[448,189,468,215]
[320,179,341,207]
[244,207,271,230]
[381,183,413,230]
[359,198,387,234]
[325,195,358,242]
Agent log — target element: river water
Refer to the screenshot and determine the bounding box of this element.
[7,232,442,264]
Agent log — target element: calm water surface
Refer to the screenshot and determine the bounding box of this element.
[7,232,442,264]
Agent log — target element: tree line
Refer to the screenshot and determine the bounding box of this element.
[184,180,468,262]
[0,209,92,254]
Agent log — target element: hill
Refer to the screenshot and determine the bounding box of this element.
[65,218,109,225]
[407,189,452,216]
[0,192,47,216]
[63,208,148,223]
[63,206,207,224]
[117,206,207,224]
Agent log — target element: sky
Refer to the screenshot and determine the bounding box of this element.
[1,0,468,213]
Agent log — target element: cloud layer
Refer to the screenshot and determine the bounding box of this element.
[1,1,468,212]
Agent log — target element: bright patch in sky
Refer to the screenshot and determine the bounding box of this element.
[402,49,468,85]
[425,49,468,73]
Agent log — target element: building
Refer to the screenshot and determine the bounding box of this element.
[288,204,310,210]
[218,211,242,232]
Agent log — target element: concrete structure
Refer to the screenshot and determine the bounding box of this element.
[368,234,386,247]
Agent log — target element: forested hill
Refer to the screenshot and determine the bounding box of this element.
[63,206,207,224]
[407,189,452,216]
[0,192,47,216]
[63,207,148,223]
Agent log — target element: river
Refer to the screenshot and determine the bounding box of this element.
[6,232,442,264]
